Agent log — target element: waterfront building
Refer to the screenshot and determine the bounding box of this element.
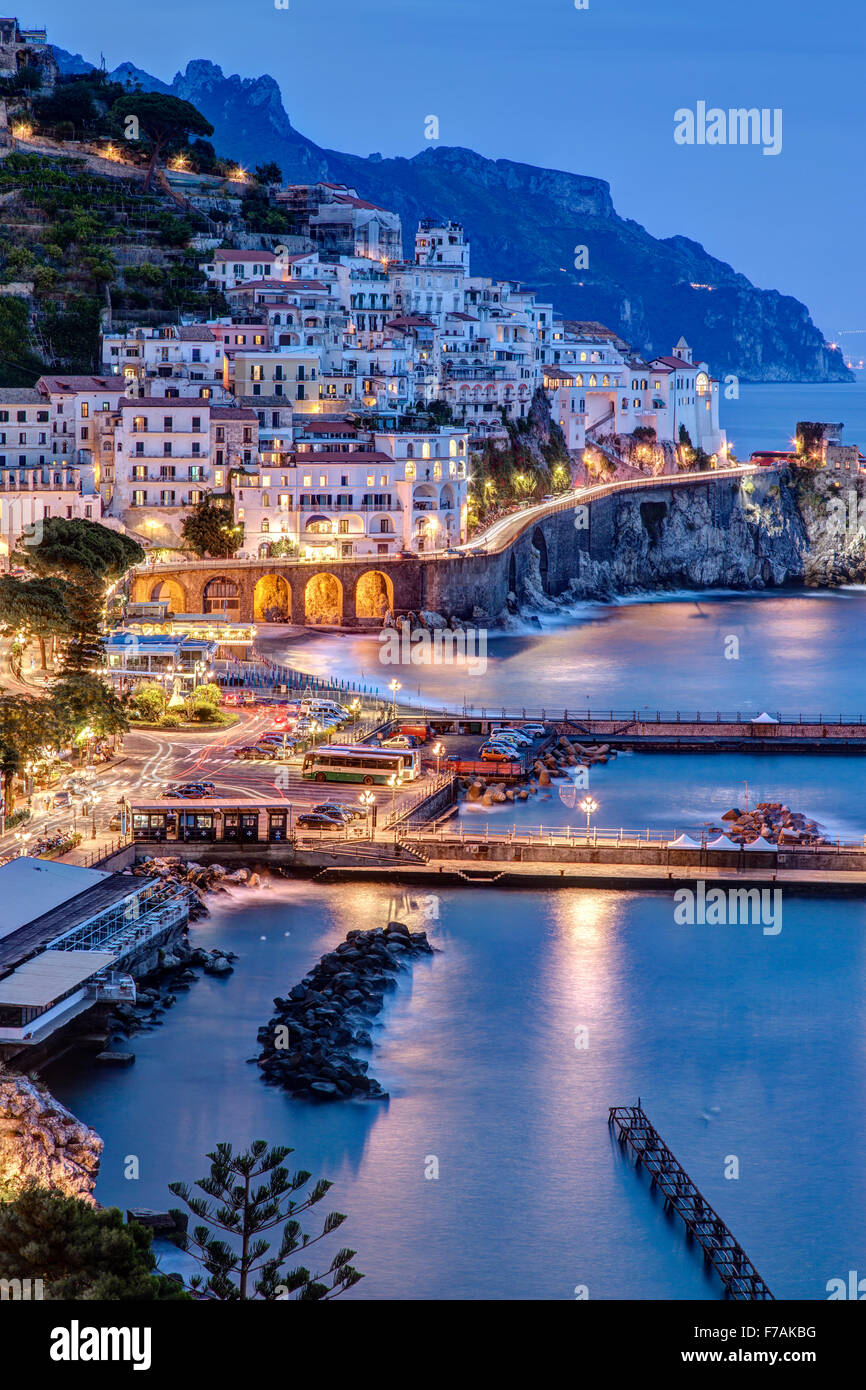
[0,857,187,1053]
[103,630,218,690]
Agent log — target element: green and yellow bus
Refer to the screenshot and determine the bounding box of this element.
[301,744,420,785]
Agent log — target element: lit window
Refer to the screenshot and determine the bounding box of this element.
[367,474,374,486]
[303,474,312,486]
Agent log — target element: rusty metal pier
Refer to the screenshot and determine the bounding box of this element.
[609,1101,774,1300]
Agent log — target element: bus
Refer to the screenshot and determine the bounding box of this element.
[301,744,420,785]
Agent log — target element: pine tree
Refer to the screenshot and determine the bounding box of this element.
[168,1141,363,1300]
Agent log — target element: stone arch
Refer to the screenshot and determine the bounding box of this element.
[254,573,291,623]
[531,526,549,593]
[305,572,343,625]
[149,576,186,613]
[355,569,394,620]
[203,576,240,614]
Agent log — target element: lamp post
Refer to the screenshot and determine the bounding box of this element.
[359,788,376,837]
[15,829,30,858]
[432,740,445,777]
[388,679,401,720]
[387,772,404,838]
[579,795,598,842]
[349,697,361,741]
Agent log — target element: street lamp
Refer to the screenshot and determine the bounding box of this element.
[359,788,376,837]
[387,772,404,834]
[579,796,598,841]
[349,697,361,740]
[14,829,31,858]
[432,740,445,776]
[388,679,401,719]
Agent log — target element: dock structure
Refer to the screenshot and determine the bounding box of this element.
[608,1102,774,1301]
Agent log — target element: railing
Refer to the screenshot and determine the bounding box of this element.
[402,824,866,851]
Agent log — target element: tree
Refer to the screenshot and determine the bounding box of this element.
[254,161,283,185]
[168,1141,363,1300]
[0,695,62,814]
[181,494,241,558]
[0,575,75,669]
[50,672,128,741]
[111,92,214,190]
[15,516,144,587]
[0,1185,190,1300]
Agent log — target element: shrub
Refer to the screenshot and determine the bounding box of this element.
[132,683,166,723]
[160,713,181,728]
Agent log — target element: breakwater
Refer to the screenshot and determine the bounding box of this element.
[256,921,434,1101]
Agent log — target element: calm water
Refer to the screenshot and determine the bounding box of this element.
[47,880,866,1301]
[46,589,866,1300]
[260,587,866,716]
[721,378,866,459]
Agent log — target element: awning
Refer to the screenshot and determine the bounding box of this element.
[0,950,116,1007]
[750,712,778,724]
[668,833,700,848]
[743,836,777,851]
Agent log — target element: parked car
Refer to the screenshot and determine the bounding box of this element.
[397,548,417,558]
[312,804,353,824]
[223,692,240,706]
[315,802,367,821]
[489,726,533,745]
[520,724,547,737]
[296,812,344,830]
[242,692,258,706]
[382,734,417,750]
[480,745,515,763]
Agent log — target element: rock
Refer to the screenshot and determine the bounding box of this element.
[95,1051,135,1066]
[419,609,448,629]
[309,1081,339,1099]
[203,955,233,975]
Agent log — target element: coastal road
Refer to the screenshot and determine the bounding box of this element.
[459,464,760,555]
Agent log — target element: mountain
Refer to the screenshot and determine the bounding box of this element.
[52,49,851,384]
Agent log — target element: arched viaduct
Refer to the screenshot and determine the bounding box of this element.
[130,468,772,627]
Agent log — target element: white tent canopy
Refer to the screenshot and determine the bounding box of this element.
[706,834,739,850]
[743,836,777,851]
[668,833,700,848]
[750,712,778,724]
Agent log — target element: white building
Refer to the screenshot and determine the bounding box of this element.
[232,424,468,560]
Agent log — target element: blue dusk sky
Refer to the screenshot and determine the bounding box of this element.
[37,0,865,351]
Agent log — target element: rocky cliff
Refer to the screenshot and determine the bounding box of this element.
[51,49,851,385]
[524,471,866,613]
[0,1068,102,1203]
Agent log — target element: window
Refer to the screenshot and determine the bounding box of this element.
[133,489,145,506]
[367,474,375,487]
[163,417,173,431]
[303,474,312,486]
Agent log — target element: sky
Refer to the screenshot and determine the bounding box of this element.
[37,0,865,355]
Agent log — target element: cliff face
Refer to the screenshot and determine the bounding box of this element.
[51,49,851,385]
[0,1070,102,1203]
[547,471,866,604]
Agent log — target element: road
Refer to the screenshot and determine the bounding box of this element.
[0,702,431,862]
[458,464,759,555]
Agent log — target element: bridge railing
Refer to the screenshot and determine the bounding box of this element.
[402,823,866,851]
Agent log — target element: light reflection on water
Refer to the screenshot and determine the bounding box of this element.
[47,878,866,1301]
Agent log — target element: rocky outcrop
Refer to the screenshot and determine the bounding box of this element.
[565,473,809,601]
[789,472,866,586]
[0,1069,102,1203]
[256,923,434,1101]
